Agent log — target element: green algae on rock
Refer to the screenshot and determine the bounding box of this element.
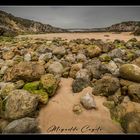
[40,74,59,96]
[23,81,48,104]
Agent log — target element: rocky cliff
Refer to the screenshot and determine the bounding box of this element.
[0,10,68,36]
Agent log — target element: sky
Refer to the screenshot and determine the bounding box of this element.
[0,6,140,28]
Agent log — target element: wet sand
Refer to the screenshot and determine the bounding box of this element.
[37,78,123,134]
[17,32,140,42]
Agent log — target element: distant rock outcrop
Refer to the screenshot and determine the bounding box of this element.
[0,10,68,36]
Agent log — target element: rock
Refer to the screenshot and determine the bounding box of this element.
[113,58,125,65]
[1,83,16,98]
[76,53,86,62]
[0,119,9,132]
[72,78,89,93]
[2,117,39,133]
[0,65,8,75]
[2,51,15,60]
[40,74,59,96]
[69,63,83,79]
[5,60,14,67]
[30,52,39,61]
[120,79,137,87]
[121,112,140,133]
[4,62,45,82]
[110,98,140,123]
[108,48,125,59]
[102,43,115,53]
[103,101,115,109]
[24,53,31,62]
[92,75,120,96]
[107,88,123,104]
[73,104,83,115]
[100,60,119,76]
[14,80,25,89]
[13,55,24,63]
[99,54,111,62]
[65,54,76,63]
[52,46,66,56]
[128,84,140,103]
[48,61,63,76]
[36,45,51,54]
[76,69,91,81]
[23,81,49,104]
[80,93,96,109]
[4,89,39,120]
[84,59,102,79]
[38,53,52,62]
[0,97,2,114]
[131,57,140,67]
[0,59,4,68]
[30,90,49,105]
[86,45,102,58]
[119,64,140,83]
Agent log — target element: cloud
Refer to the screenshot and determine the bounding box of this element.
[0,6,140,28]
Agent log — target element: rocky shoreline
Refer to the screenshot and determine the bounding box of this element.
[0,36,140,133]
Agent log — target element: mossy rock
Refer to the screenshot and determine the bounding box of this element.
[115,43,126,49]
[120,64,140,83]
[86,45,101,58]
[99,54,111,62]
[40,74,59,96]
[23,81,41,92]
[1,83,16,99]
[120,112,140,133]
[110,104,126,123]
[23,82,48,104]
[103,101,115,109]
[31,90,49,105]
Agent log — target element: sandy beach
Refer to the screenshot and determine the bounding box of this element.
[17,32,140,42]
[37,78,123,134]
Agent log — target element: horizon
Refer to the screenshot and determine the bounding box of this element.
[0,6,140,29]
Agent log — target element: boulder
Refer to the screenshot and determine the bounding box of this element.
[121,112,140,133]
[80,92,96,109]
[23,81,49,104]
[84,59,102,79]
[52,46,66,56]
[119,64,140,83]
[110,97,140,123]
[38,53,52,62]
[40,74,59,96]
[86,45,101,58]
[48,61,63,76]
[72,78,89,93]
[128,84,140,103]
[108,48,125,59]
[4,89,39,120]
[24,53,31,62]
[0,65,8,75]
[76,53,86,62]
[2,51,15,60]
[1,83,16,98]
[92,75,120,96]
[2,117,39,133]
[100,60,119,76]
[4,62,45,82]
[76,69,91,81]
[69,63,83,79]
[0,119,9,132]
[65,54,76,63]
